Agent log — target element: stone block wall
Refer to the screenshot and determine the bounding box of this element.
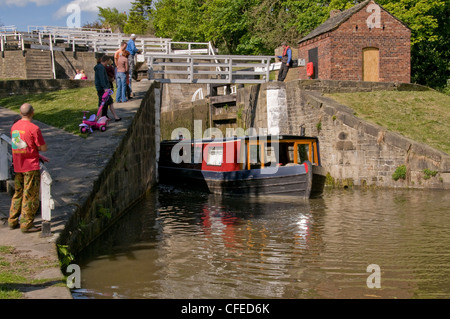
[159,79,448,190]
[283,81,449,189]
[0,51,27,79]
[57,82,159,255]
[160,99,210,140]
[54,51,98,80]
[1,49,98,81]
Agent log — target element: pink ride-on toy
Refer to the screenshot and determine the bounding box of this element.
[79,89,113,133]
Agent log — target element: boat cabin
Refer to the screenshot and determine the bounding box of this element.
[159,135,321,172]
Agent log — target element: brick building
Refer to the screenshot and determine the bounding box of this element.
[297,0,411,83]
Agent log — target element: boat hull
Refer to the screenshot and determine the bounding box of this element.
[159,161,325,198]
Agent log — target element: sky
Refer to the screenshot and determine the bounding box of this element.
[0,0,133,32]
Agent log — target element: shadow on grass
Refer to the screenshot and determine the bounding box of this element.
[0,279,66,299]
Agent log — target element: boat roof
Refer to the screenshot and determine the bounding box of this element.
[161,135,319,144]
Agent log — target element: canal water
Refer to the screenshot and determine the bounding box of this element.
[73,187,450,299]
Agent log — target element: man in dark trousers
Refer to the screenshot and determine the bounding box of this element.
[277,42,292,82]
[8,103,47,233]
[94,55,121,121]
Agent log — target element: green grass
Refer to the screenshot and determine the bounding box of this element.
[0,245,63,299]
[326,90,450,155]
[0,87,100,136]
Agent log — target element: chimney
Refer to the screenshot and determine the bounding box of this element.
[330,9,341,18]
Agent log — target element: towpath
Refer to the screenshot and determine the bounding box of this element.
[0,80,152,299]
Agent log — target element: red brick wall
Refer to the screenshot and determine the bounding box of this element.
[297,35,332,80]
[297,1,411,83]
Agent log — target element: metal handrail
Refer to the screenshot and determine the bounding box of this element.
[148,54,275,84]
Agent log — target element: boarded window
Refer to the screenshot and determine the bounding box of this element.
[363,47,379,82]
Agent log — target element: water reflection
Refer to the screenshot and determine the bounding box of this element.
[73,187,450,299]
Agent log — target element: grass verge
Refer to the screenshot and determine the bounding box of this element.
[0,245,64,299]
[326,90,450,155]
[0,87,101,136]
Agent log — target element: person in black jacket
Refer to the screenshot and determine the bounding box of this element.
[94,55,121,121]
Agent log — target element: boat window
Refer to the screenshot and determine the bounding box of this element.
[265,145,277,163]
[288,145,295,162]
[206,146,223,166]
[297,144,310,163]
[249,144,261,169]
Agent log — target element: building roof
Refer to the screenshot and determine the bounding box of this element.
[297,0,409,44]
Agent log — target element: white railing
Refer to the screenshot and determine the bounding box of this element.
[148,54,275,84]
[2,26,278,84]
[2,26,219,57]
[27,25,112,34]
[0,133,54,236]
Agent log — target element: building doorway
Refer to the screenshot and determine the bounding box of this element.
[363,47,379,82]
[308,47,318,79]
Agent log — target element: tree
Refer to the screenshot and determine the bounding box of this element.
[82,21,104,30]
[199,0,256,54]
[124,0,155,35]
[248,0,329,54]
[98,7,128,33]
[378,0,449,90]
[153,0,206,42]
[149,0,449,90]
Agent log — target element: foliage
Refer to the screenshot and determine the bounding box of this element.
[89,0,447,89]
[124,0,155,35]
[378,0,449,90]
[158,0,448,89]
[153,0,206,43]
[57,245,74,268]
[82,20,105,30]
[392,165,407,181]
[423,168,438,180]
[98,7,128,33]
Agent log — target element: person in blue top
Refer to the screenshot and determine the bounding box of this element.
[126,34,141,97]
[277,42,292,82]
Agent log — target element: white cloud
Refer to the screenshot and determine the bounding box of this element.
[54,0,132,19]
[0,0,56,7]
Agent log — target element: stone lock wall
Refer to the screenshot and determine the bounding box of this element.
[0,49,99,81]
[0,51,27,79]
[235,80,449,189]
[159,79,448,190]
[283,80,449,189]
[57,82,160,255]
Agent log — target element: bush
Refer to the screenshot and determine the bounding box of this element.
[392,165,407,181]
[423,168,438,180]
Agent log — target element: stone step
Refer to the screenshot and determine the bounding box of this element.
[25,51,52,76]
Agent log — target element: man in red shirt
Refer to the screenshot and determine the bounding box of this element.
[8,103,48,233]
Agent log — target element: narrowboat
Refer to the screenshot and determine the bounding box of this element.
[158,135,327,198]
